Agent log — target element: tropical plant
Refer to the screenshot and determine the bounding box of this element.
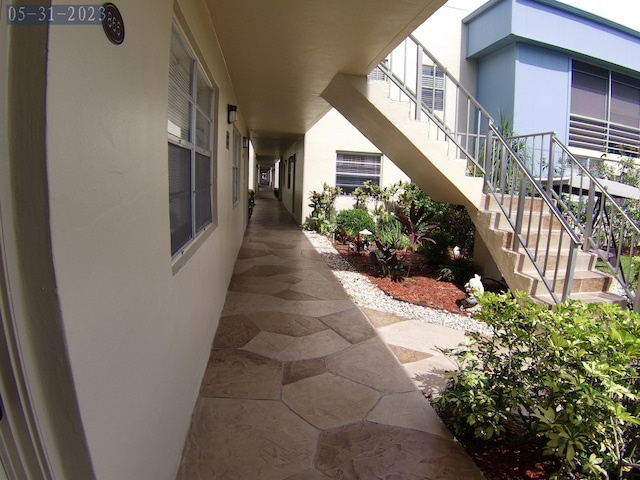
[352,180,403,218]
[369,214,408,278]
[248,189,256,218]
[369,240,402,278]
[394,200,437,277]
[436,291,640,479]
[437,258,480,285]
[302,183,342,235]
[399,182,475,258]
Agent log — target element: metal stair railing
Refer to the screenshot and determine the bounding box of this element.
[374,35,583,303]
[507,131,640,306]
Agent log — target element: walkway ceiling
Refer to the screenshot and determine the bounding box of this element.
[205,0,447,163]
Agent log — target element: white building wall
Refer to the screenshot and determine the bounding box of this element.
[40,0,248,478]
[298,0,486,225]
[301,109,409,222]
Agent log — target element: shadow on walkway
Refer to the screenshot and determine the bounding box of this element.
[177,186,485,479]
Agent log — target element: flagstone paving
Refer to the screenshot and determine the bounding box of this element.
[176,187,485,480]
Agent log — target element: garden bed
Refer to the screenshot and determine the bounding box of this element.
[333,244,469,313]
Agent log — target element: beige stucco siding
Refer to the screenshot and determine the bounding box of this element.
[44,0,246,478]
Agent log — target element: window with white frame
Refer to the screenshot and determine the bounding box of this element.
[422,64,444,111]
[569,60,640,157]
[168,23,215,256]
[336,152,381,194]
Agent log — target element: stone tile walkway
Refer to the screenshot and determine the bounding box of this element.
[176,187,485,480]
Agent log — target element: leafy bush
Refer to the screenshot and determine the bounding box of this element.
[352,180,403,216]
[418,230,451,265]
[436,292,640,479]
[368,214,409,278]
[335,208,376,238]
[394,200,437,278]
[375,214,409,251]
[302,183,342,235]
[399,183,475,258]
[437,258,480,285]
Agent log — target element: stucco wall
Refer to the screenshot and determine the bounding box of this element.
[302,109,409,222]
[43,0,247,478]
[282,138,305,224]
[476,45,517,127]
[513,44,571,139]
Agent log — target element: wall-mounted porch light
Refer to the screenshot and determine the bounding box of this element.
[227,104,237,124]
[242,136,249,148]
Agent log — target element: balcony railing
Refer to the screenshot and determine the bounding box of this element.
[569,114,640,158]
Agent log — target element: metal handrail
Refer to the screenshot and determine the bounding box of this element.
[374,35,586,303]
[507,131,640,304]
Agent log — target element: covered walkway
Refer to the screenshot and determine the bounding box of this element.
[176,187,484,479]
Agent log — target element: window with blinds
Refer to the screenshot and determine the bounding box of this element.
[421,64,444,111]
[569,60,640,157]
[335,152,381,195]
[168,24,215,256]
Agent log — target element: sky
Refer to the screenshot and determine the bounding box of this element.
[558,0,640,32]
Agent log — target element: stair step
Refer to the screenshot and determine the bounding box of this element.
[482,194,547,212]
[486,209,567,232]
[520,269,613,295]
[518,249,596,271]
[534,291,628,308]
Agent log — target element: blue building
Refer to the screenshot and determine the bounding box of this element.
[464,0,640,161]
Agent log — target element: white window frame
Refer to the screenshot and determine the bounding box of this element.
[335,151,382,195]
[168,22,216,258]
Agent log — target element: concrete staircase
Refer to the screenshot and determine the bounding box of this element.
[476,194,626,306]
[322,73,626,306]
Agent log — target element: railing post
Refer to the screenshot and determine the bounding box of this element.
[562,242,577,301]
[483,128,492,194]
[583,178,596,252]
[546,134,555,197]
[500,142,508,194]
[415,47,422,121]
[514,173,527,253]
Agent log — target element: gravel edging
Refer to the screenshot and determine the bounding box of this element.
[304,231,492,336]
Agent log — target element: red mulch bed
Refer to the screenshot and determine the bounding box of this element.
[334,243,468,313]
[334,242,556,480]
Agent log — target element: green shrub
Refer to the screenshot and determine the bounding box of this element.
[399,183,475,257]
[368,215,407,278]
[302,183,342,235]
[436,292,640,479]
[437,258,480,285]
[335,208,376,238]
[375,214,409,251]
[418,230,451,265]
